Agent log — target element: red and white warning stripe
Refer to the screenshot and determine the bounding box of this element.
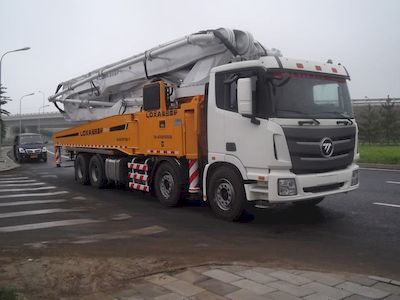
[147,149,178,155]
[128,172,149,182]
[188,159,200,193]
[129,182,149,192]
[55,146,61,167]
[128,162,148,171]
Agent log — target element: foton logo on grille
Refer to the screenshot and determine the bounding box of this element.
[321,137,334,157]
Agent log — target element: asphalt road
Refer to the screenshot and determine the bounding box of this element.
[1,154,399,280]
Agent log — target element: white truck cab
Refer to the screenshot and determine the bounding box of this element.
[206,56,359,208]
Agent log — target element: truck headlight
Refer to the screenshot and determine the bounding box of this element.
[351,170,359,186]
[278,178,297,196]
[42,147,47,152]
[18,147,26,153]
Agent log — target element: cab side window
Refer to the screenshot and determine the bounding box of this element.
[215,69,270,118]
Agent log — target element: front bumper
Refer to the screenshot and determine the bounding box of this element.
[19,152,47,160]
[244,163,359,203]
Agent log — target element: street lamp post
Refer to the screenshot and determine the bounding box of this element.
[19,93,35,134]
[0,47,31,161]
[38,104,50,135]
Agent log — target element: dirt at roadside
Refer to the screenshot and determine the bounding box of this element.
[0,256,172,300]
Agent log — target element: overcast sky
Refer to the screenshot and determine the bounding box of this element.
[1,0,399,115]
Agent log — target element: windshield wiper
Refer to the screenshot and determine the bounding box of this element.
[276,109,320,126]
[316,111,354,125]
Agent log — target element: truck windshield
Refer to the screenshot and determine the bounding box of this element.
[20,135,43,144]
[268,71,353,119]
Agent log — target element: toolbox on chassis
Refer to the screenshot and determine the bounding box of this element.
[51,28,359,221]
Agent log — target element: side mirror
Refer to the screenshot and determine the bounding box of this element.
[237,78,253,116]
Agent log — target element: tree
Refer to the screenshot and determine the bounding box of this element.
[358,103,381,144]
[0,86,12,140]
[380,95,400,144]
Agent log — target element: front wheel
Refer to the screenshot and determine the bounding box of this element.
[208,166,246,221]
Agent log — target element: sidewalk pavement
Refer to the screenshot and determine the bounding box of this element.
[78,264,400,300]
[0,146,18,172]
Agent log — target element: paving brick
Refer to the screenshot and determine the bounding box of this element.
[192,265,212,273]
[174,270,209,284]
[267,290,302,300]
[236,269,277,284]
[119,296,143,300]
[219,265,250,273]
[252,267,276,276]
[342,295,367,300]
[163,279,204,297]
[344,274,378,286]
[203,269,243,283]
[382,295,400,300]
[154,292,186,300]
[372,282,400,295]
[226,288,270,300]
[267,280,315,297]
[303,282,351,299]
[300,271,345,286]
[269,271,313,285]
[231,279,276,295]
[131,281,172,298]
[145,273,178,286]
[392,281,400,287]
[369,275,392,283]
[337,281,390,299]
[196,278,240,296]
[188,290,227,300]
[303,294,334,300]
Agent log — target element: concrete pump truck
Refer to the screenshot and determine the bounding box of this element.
[49,28,359,221]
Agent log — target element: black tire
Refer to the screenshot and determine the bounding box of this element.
[154,161,182,207]
[42,156,47,163]
[89,155,107,188]
[294,197,324,207]
[75,153,90,185]
[208,166,246,221]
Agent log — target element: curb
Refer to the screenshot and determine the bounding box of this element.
[0,147,19,172]
[359,163,400,170]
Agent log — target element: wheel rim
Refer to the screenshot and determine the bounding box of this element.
[91,164,99,183]
[160,172,174,199]
[215,179,235,211]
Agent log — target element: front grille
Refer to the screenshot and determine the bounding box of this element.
[282,125,356,174]
[303,182,344,193]
[26,149,41,154]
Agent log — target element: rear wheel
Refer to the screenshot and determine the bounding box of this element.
[75,153,90,185]
[89,155,107,188]
[154,161,182,207]
[208,166,246,221]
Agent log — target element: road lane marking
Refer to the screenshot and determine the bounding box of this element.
[0,191,68,199]
[386,181,400,185]
[0,208,84,219]
[0,219,102,233]
[72,225,167,244]
[0,199,66,207]
[373,202,400,208]
[0,186,56,193]
[0,182,46,188]
[360,168,400,173]
[0,180,37,184]
[0,177,30,181]
[41,175,58,178]
[47,150,70,159]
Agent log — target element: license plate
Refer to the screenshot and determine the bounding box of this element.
[30,154,38,158]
